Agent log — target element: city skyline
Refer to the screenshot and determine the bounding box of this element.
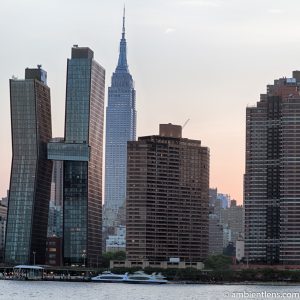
[2,0,300,203]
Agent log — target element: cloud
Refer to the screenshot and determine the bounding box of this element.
[179,0,220,7]
[268,8,284,14]
[165,28,176,34]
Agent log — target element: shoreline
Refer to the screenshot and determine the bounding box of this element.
[171,281,300,286]
[1,277,299,286]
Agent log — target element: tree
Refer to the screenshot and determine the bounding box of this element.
[101,251,126,268]
[204,255,232,270]
[223,242,235,257]
[113,251,126,260]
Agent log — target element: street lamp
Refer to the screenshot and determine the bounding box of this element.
[82,250,87,267]
[33,251,36,265]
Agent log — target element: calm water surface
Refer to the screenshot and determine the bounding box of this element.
[0,281,299,300]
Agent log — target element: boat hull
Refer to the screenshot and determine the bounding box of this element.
[122,280,168,284]
[91,279,124,283]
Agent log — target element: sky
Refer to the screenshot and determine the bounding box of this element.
[1,0,300,203]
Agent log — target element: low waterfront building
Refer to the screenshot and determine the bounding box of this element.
[45,236,62,266]
[110,260,204,270]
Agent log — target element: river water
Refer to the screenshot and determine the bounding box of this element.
[0,281,299,300]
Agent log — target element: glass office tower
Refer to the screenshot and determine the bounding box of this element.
[104,8,136,229]
[5,66,52,265]
[48,46,105,266]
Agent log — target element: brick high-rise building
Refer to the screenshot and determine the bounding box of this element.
[45,236,62,266]
[245,71,300,264]
[126,124,209,262]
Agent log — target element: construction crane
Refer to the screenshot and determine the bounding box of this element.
[182,118,190,129]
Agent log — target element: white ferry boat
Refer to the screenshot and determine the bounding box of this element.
[123,271,168,284]
[91,271,127,282]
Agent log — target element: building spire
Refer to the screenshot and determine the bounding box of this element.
[122,5,125,39]
[116,5,128,73]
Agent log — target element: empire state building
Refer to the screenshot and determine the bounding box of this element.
[104,8,137,230]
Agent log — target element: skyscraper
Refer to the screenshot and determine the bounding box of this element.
[126,124,209,262]
[245,71,300,264]
[103,8,137,229]
[48,46,105,266]
[5,66,52,265]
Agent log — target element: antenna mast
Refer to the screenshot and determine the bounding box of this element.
[182,118,190,129]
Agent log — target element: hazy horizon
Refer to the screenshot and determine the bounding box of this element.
[2,0,300,203]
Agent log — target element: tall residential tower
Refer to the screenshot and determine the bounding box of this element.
[103,8,137,229]
[245,71,300,264]
[5,66,52,265]
[126,124,209,262]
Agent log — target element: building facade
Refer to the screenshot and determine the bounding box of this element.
[217,193,230,209]
[1,191,8,207]
[209,188,218,209]
[47,138,64,238]
[245,71,300,264]
[5,66,52,265]
[45,236,62,266]
[48,46,105,266]
[208,213,223,255]
[47,201,63,238]
[220,200,244,247]
[209,188,227,219]
[50,138,64,207]
[106,225,126,253]
[126,124,209,262]
[0,203,7,262]
[223,225,232,249]
[103,9,136,229]
[236,239,245,262]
